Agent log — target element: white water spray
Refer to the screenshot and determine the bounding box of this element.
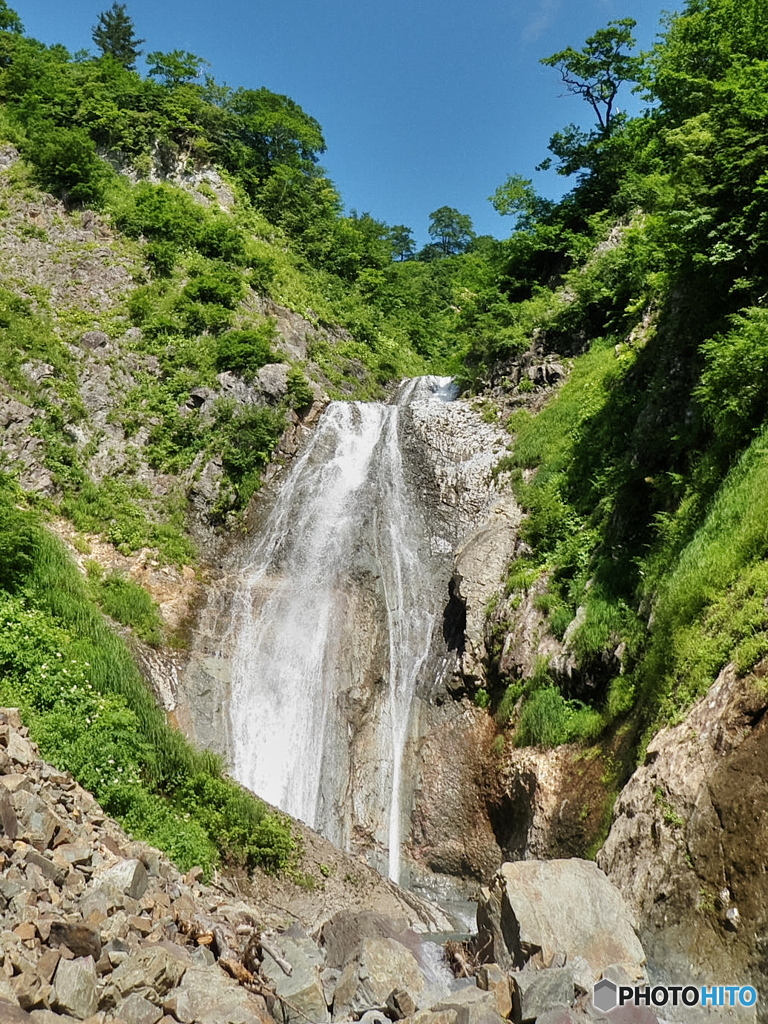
[228,378,454,881]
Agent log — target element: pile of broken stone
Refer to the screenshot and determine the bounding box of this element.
[0,708,652,1024]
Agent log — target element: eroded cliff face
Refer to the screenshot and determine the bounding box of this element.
[597,664,768,1006]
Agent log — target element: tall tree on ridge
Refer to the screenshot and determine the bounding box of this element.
[92,3,144,69]
[427,206,475,256]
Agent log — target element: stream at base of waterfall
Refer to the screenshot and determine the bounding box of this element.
[228,377,460,884]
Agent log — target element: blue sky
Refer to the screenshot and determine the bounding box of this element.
[18,0,675,244]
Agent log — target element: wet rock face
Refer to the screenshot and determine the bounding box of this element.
[598,663,768,1007]
[408,704,503,885]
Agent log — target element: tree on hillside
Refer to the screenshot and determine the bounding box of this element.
[92,3,144,69]
[541,19,640,131]
[147,50,209,87]
[489,174,554,230]
[0,1,23,33]
[427,206,475,256]
[388,225,416,261]
[222,87,326,187]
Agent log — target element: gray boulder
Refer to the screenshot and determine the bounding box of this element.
[319,910,410,968]
[96,858,149,900]
[116,991,164,1024]
[0,1000,35,1023]
[163,965,266,1024]
[255,363,290,401]
[477,860,645,979]
[333,937,425,1019]
[104,944,187,1004]
[52,956,98,1020]
[515,967,574,1022]
[432,986,507,1024]
[260,928,329,1024]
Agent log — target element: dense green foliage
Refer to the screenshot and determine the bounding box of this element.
[480,0,768,756]
[0,480,295,875]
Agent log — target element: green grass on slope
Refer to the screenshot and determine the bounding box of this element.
[0,480,295,876]
[638,425,768,726]
[494,330,768,751]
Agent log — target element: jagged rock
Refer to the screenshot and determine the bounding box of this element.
[28,1010,81,1024]
[432,986,506,1024]
[0,143,19,168]
[536,1010,589,1024]
[96,859,149,901]
[319,911,410,968]
[52,955,98,1020]
[320,967,340,1007]
[515,967,574,1023]
[406,1012,460,1024]
[11,971,52,1012]
[255,363,290,401]
[186,386,216,412]
[12,791,61,848]
[80,331,109,349]
[598,663,768,1001]
[477,861,645,980]
[388,988,419,1019]
[0,788,18,839]
[116,992,164,1024]
[260,928,329,1024]
[162,965,266,1024]
[21,361,55,385]
[409,702,502,881]
[24,848,67,886]
[55,844,92,867]
[359,1011,390,1024]
[7,731,37,766]
[451,494,521,684]
[48,922,101,961]
[0,971,21,1005]
[0,1000,35,1023]
[475,964,512,1019]
[333,937,425,1019]
[103,942,186,999]
[0,397,35,429]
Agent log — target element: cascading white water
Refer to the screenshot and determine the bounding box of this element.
[228,377,455,881]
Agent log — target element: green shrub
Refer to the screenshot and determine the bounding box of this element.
[695,307,768,447]
[516,686,572,748]
[495,680,525,728]
[195,217,247,263]
[114,182,203,246]
[286,365,314,409]
[177,299,232,335]
[25,125,113,206]
[145,240,178,277]
[215,324,277,378]
[0,285,72,391]
[640,424,768,720]
[93,572,164,646]
[217,403,286,510]
[182,266,243,308]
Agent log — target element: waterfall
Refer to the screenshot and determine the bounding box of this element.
[228,377,455,882]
